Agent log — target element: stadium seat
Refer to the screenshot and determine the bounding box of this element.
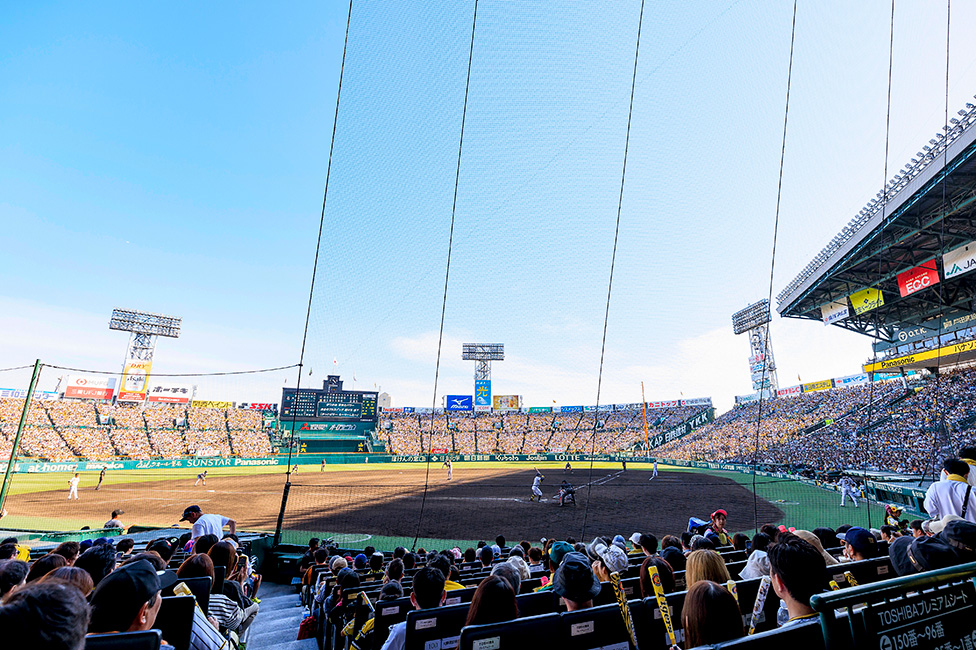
[515,590,561,617]
[458,612,564,649]
[163,576,211,612]
[211,565,226,595]
[444,587,476,606]
[85,630,162,650]
[372,595,414,648]
[561,601,639,650]
[404,602,470,650]
[694,618,823,649]
[826,556,892,588]
[593,577,640,606]
[153,596,194,650]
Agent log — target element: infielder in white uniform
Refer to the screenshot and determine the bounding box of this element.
[839,476,859,507]
[650,460,658,481]
[67,473,80,500]
[443,459,453,480]
[530,472,544,501]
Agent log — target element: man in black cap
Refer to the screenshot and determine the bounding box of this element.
[180,505,236,541]
[89,558,165,635]
[551,551,601,611]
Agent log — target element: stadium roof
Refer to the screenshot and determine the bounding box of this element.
[777,97,976,342]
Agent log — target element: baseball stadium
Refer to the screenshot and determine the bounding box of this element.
[5,2,976,650]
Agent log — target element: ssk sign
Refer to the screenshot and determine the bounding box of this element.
[897,261,940,298]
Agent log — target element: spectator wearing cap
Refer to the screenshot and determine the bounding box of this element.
[768,533,826,627]
[630,532,658,557]
[88,559,164,635]
[837,527,878,562]
[104,509,125,529]
[925,459,976,523]
[507,555,531,582]
[708,509,732,546]
[380,567,446,650]
[686,550,730,587]
[180,505,237,540]
[490,561,521,594]
[682,580,745,647]
[551,552,600,611]
[889,534,959,576]
[0,580,90,650]
[792,530,839,566]
[586,537,629,582]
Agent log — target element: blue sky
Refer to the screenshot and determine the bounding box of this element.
[4,1,976,411]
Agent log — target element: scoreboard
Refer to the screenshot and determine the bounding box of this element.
[281,388,378,423]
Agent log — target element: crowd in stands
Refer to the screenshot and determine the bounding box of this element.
[0,521,263,650]
[660,368,976,474]
[0,398,272,462]
[377,404,702,455]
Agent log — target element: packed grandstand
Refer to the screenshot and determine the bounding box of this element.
[3,364,976,478]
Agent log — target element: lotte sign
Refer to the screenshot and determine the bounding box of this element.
[897,261,940,298]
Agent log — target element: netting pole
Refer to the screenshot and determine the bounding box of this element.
[0,359,42,515]
[272,480,291,548]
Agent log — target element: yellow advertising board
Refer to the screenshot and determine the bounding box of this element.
[492,395,520,411]
[850,287,884,315]
[864,339,976,373]
[118,360,153,402]
[191,400,235,409]
[801,380,833,393]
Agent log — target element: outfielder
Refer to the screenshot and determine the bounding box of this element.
[838,476,859,508]
[650,460,658,481]
[67,472,80,500]
[442,459,453,480]
[194,470,208,487]
[530,471,544,501]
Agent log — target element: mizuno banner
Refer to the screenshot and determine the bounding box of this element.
[445,395,473,411]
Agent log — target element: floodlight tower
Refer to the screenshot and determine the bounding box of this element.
[109,308,182,361]
[462,343,504,410]
[732,300,779,395]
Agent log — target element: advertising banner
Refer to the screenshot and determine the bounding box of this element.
[943,241,976,280]
[241,403,277,410]
[681,397,712,407]
[735,393,761,405]
[528,406,552,413]
[403,407,415,414]
[474,380,491,410]
[834,373,869,387]
[752,378,772,390]
[777,385,802,398]
[445,395,473,411]
[583,405,597,412]
[850,287,884,315]
[646,400,681,409]
[821,300,850,324]
[492,395,520,411]
[64,375,116,400]
[897,260,940,298]
[191,400,234,409]
[875,309,976,352]
[802,379,833,393]
[560,405,583,413]
[381,407,403,413]
[147,383,193,404]
[118,360,153,402]
[748,353,765,364]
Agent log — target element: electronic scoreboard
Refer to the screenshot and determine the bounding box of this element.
[281,386,377,423]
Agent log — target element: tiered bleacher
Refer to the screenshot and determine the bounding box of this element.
[0,399,272,461]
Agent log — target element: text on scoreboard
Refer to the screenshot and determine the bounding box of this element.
[280,388,378,422]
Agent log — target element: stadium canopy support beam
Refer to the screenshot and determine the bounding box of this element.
[0,359,42,515]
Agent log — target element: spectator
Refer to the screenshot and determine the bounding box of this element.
[638,556,675,597]
[924,459,976,522]
[116,538,135,558]
[380,567,446,650]
[369,552,385,573]
[706,509,732,545]
[0,559,28,600]
[0,580,89,650]
[586,538,628,582]
[178,553,249,637]
[490,562,521,594]
[837,527,878,561]
[686,550,731,587]
[25,553,68,584]
[89,559,164,634]
[731,533,749,551]
[38,567,95,597]
[428,555,463,591]
[193,534,219,556]
[342,581,403,650]
[180,505,237,540]
[147,538,177,564]
[75,544,117,587]
[208,541,256,614]
[507,555,531,582]
[465,575,518,626]
[550,552,600,611]
[910,520,925,537]
[527,546,545,573]
[739,541,771,581]
[478,546,494,569]
[793,530,839,566]
[768,533,826,626]
[682,580,745,647]
[52,541,81,566]
[630,532,658,556]
[385,558,404,584]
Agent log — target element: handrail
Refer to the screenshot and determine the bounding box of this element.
[810,559,976,611]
